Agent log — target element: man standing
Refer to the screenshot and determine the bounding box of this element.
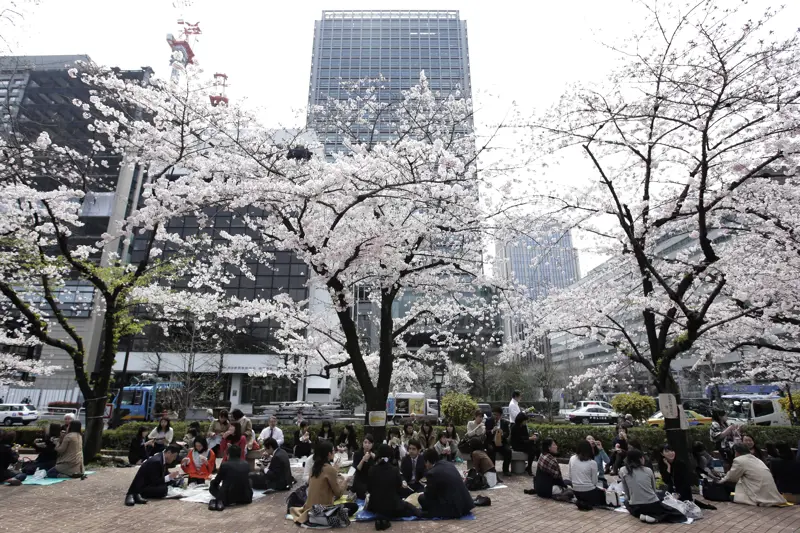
[485,406,512,477]
[125,444,182,505]
[508,390,521,426]
[418,449,475,519]
[250,437,293,491]
[258,415,284,448]
[209,444,253,511]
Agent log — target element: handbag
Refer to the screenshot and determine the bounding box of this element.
[464,468,489,491]
[702,482,732,502]
[308,504,350,528]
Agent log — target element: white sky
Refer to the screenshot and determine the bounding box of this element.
[9,0,800,275]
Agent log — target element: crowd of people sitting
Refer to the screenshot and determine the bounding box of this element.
[1,413,86,486]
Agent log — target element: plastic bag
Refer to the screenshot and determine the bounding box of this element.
[33,468,47,480]
[683,500,703,519]
[607,481,624,494]
[661,493,688,516]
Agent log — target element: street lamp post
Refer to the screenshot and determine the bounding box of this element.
[432,363,446,424]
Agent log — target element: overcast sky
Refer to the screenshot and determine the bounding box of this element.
[9,0,800,275]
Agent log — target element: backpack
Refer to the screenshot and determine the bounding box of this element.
[464,467,489,491]
[286,483,308,512]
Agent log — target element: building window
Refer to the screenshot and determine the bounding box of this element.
[240,375,294,405]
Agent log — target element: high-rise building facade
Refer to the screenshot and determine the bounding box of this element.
[308,10,472,157]
[496,230,581,302]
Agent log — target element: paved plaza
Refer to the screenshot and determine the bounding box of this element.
[1,464,798,533]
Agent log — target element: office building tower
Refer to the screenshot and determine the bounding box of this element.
[308,10,472,157]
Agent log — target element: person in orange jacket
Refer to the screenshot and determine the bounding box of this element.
[181,435,216,484]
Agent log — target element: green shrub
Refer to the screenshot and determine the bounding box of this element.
[339,380,364,413]
[611,393,657,421]
[778,394,800,421]
[441,391,478,426]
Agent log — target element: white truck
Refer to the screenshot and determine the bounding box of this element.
[722,394,791,426]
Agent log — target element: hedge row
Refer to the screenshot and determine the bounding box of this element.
[6,421,800,455]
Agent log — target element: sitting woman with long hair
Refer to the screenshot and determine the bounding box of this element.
[48,420,85,479]
[352,434,376,499]
[289,440,358,523]
[569,440,607,508]
[619,449,687,524]
[220,423,247,462]
[181,435,216,485]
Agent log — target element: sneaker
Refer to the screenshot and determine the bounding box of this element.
[640,515,657,524]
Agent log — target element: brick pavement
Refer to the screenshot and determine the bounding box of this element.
[1,464,798,533]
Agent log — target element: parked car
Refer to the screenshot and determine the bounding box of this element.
[0,404,39,426]
[647,410,711,428]
[568,406,618,425]
[723,395,790,426]
[573,400,614,411]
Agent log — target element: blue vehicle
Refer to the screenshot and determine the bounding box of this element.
[113,382,183,421]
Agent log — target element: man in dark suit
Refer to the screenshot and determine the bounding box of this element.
[400,438,426,494]
[125,444,182,505]
[209,444,253,511]
[485,406,512,476]
[250,437,293,491]
[418,449,475,519]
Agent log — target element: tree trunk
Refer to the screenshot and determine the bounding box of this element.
[83,396,107,461]
[363,389,388,444]
[658,373,689,469]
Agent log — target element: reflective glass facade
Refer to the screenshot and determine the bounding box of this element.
[500,230,581,301]
[308,10,472,157]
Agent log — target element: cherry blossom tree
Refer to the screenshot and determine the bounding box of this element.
[0,63,274,457]
[503,0,800,458]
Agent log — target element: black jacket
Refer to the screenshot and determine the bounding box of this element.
[510,422,530,451]
[265,448,293,490]
[485,417,510,447]
[127,453,168,495]
[351,450,376,497]
[660,458,693,501]
[128,437,147,465]
[210,458,253,505]
[293,430,312,458]
[769,458,800,494]
[400,454,426,485]
[0,443,19,472]
[367,461,408,516]
[419,460,475,518]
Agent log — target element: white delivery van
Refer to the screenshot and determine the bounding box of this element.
[723,395,790,426]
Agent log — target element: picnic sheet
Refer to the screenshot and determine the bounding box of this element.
[20,471,95,486]
[167,484,269,503]
[612,507,694,524]
[354,509,477,521]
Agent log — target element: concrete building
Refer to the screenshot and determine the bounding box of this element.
[0,55,151,406]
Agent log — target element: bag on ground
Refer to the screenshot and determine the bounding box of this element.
[661,493,688,516]
[308,504,350,528]
[604,490,620,507]
[464,468,489,491]
[683,500,703,519]
[702,482,731,502]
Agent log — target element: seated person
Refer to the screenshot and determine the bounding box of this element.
[510,412,537,475]
[769,442,800,495]
[23,424,60,475]
[619,449,686,523]
[400,439,426,494]
[220,423,247,463]
[569,440,606,508]
[293,421,313,459]
[250,437,294,491]
[718,443,787,507]
[316,421,335,444]
[658,444,716,510]
[289,441,358,523]
[125,444,183,505]
[145,417,174,457]
[258,415,285,448]
[433,431,457,461]
[207,410,230,456]
[49,420,84,479]
[418,449,475,519]
[0,430,26,486]
[230,409,254,450]
[367,444,421,518]
[469,437,498,488]
[385,426,407,464]
[692,441,721,481]
[532,438,569,499]
[181,435,216,485]
[128,426,149,466]
[209,444,253,511]
[351,434,376,500]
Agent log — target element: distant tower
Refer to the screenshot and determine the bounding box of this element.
[210,73,229,106]
[166,20,201,83]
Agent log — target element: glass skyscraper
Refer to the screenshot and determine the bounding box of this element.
[308,10,472,157]
[497,230,581,301]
